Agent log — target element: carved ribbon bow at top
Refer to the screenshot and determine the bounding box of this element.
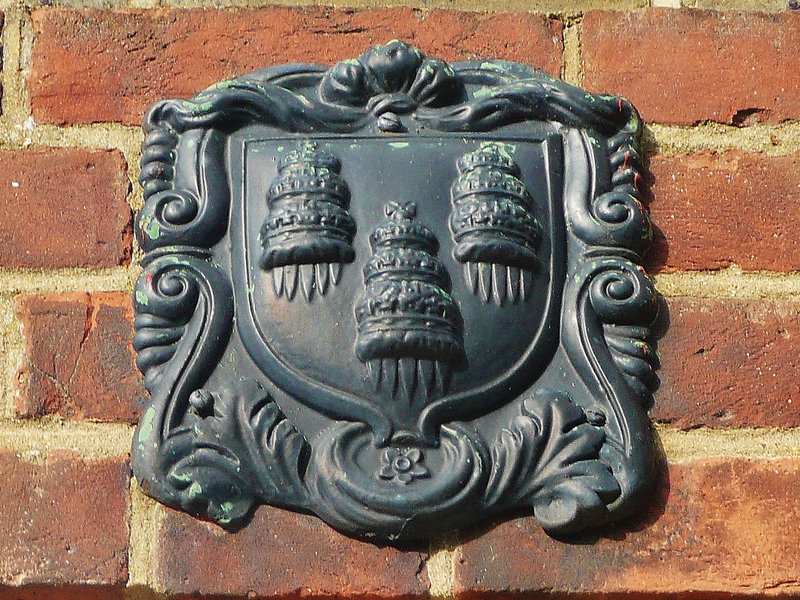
[319,40,467,118]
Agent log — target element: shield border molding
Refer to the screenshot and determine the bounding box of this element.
[131,41,658,541]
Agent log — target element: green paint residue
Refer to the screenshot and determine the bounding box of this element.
[187,482,203,500]
[135,290,149,306]
[142,216,161,241]
[209,79,235,90]
[214,501,239,526]
[388,142,409,149]
[480,62,506,73]
[628,110,642,136]
[473,86,494,99]
[480,140,517,158]
[138,405,156,443]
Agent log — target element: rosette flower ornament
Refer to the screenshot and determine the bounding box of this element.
[320,40,466,131]
[378,447,429,485]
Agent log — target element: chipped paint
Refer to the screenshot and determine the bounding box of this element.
[138,405,156,445]
[135,290,149,306]
[479,140,517,158]
[479,61,508,73]
[187,481,203,500]
[141,216,161,240]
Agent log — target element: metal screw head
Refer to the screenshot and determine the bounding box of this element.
[584,408,607,427]
[377,112,404,132]
[189,389,215,416]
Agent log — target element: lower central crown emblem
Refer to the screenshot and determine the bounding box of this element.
[355,201,465,402]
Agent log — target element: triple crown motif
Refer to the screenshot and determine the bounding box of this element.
[259,142,357,301]
[450,144,542,305]
[355,202,465,403]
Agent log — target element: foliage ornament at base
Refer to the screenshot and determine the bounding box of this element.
[132,41,659,542]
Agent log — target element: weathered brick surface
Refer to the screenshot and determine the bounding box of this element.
[0,12,4,114]
[455,459,800,597]
[0,149,131,269]
[16,292,145,422]
[0,585,124,600]
[645,151,800,273]
[583,9,800,125]
[0,450,130,587]
[652,298,800,429]
[30,8,563,125]
[155,505,429,597]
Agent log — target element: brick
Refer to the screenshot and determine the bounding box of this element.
[687,0,786,9]
[645,151,800,273]
[16,292,145,423]
[155,505,429,597]
[583,9,800,125]
[454,459,800,597]
[0,149,131,269]
[0,12,4,115]
[30,8,563,125]
[0,585,124,600]
[652,297,800,429]
[0,450,129,587]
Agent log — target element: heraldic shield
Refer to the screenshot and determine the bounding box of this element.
[131,41,659,541]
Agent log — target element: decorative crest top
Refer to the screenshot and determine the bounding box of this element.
[320,40,466,114]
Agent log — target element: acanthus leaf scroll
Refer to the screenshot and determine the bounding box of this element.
[132,40,659,541]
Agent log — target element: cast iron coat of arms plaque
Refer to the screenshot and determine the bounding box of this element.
[131,41,658,541]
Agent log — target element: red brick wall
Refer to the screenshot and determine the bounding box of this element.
[1,2,799,599]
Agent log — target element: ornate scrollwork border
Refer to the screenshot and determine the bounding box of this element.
[132,41,657,540]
